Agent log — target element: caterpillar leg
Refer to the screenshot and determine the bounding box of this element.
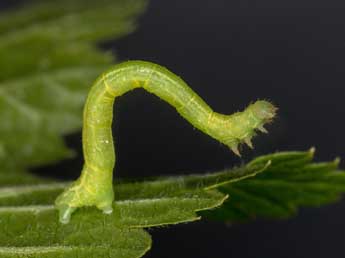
[55,174,114,224]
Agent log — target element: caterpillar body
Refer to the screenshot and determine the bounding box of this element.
[55,60,277,223]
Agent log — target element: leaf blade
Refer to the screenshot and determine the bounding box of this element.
[0,204,152,258]
[204,149,345,222]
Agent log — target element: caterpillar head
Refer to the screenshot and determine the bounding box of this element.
[250,100,277,123]
[225,100,277,156]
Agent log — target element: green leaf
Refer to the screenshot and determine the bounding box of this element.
[3,149,344,225]
[0,159,268,206]
[0,190,225,258]
[203,148,345,222]
[4,149,344,225]
[0,190,228,231]
[0,159,267,257]
[0,206,152,258]
[0,0,147,183]
[1,149,345,257]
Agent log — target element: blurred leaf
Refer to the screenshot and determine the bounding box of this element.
[0,0,147,183]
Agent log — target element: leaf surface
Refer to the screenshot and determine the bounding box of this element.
[0,159,268,206]
[1,149,345,257]
[0,159,268,257]
[0,205,151,258]
[3,149,344,225]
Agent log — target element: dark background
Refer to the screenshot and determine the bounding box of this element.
[113,1,345,257]
[5,0,345,257]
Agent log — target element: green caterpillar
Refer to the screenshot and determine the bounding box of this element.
[55,60,277,223]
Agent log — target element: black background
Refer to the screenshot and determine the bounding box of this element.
[4,0,345,257]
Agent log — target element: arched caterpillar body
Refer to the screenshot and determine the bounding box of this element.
[55,60,277,223]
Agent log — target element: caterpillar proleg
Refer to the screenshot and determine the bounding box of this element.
[55,60,277,223]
